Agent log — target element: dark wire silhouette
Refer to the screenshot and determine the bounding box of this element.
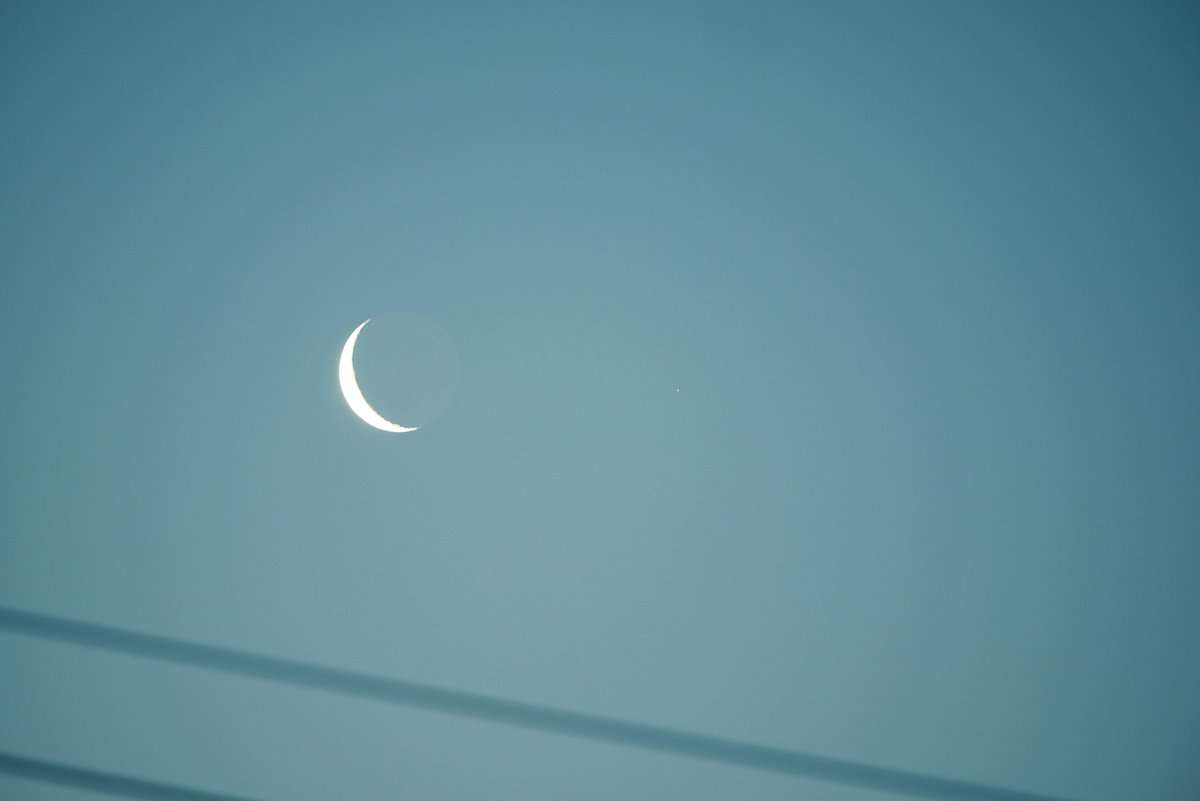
[0,606,1077,801]
[0,750,264,801]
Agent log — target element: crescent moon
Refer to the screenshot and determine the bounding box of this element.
[338,319,419,433]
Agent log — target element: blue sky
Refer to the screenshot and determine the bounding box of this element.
[2,3,1199,799]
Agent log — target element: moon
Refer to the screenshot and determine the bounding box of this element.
[338,319,419,433]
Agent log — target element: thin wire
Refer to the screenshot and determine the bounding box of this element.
[0,605,1077,801]
[0,750,266,801]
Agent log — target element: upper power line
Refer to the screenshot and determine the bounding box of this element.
[0,605,1077,801]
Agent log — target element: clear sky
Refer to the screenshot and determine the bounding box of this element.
[2,2,1198,799]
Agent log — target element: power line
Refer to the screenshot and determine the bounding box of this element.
[0,750,266,801]
[0,605,1076,801]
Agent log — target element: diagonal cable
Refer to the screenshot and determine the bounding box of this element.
[0,605,1077,801]
[0,750,267,801]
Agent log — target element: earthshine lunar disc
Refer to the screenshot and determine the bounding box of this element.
[338,319,419,433]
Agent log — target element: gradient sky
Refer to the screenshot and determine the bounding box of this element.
[2,2,1199,800]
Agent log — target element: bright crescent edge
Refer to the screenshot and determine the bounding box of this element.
[338,319,419,433]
